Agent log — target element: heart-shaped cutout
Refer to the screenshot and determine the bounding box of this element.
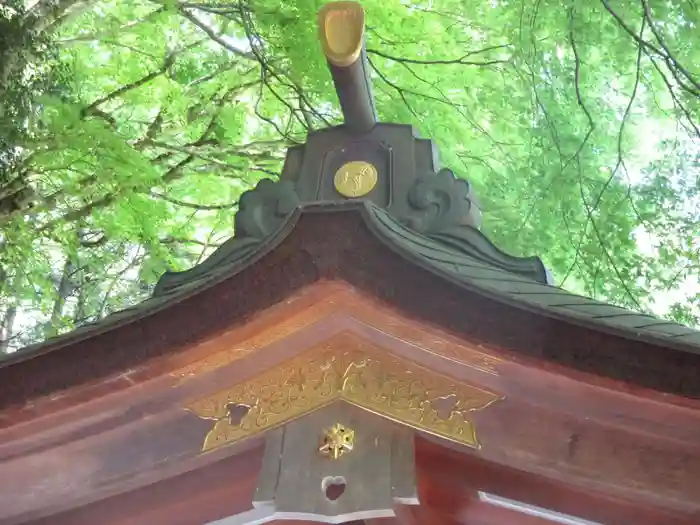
[321,475,347,501]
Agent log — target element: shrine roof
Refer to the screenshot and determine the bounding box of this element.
[3,199,700,363]
[2,7,699,524]
[1,196,700,409]
[365,205,700,347]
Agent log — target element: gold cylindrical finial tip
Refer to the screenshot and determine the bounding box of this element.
[318,2,365,67]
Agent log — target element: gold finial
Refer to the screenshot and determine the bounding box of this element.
[319,423,355,460]
[318,2,365,67]
[334,160,378,198]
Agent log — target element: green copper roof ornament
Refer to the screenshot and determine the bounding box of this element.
[154,1,551,296]
[131,2,700,358]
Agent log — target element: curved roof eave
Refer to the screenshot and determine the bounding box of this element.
[2,200,700,373]
[363,204,700,354]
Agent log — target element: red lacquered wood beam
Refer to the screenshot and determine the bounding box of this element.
[394,505,462,525]
[415,436,698,525]
[8,281,700,447]
[458,497,564,525]
[1,282,700,524]
[22,444,263,525]
[3,333,700,521]
[467,398,700,512]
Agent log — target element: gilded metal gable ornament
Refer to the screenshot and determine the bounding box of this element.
[186,332,502,452]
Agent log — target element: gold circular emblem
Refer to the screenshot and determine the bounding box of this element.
[333,161,378,198]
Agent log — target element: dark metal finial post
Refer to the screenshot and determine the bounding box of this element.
[318,2,378,134]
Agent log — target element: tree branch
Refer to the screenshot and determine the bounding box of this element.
[150,191,239,210]
[366,47,510,67]
[83,60,172,113]
[639,0,700,95]
[178,7,256,61]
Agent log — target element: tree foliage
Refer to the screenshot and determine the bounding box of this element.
[1,0,700,351]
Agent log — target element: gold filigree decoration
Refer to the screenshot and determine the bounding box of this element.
[319,423,355,459]
[186,333,502,452]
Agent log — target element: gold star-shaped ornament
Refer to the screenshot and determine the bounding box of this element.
[319,423,355,460]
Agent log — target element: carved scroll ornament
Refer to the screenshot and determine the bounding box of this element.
[234,178,300,240]
[186,333,502,452]
[401,167,482,232]
[394,168,550,284]
[154,178,299,296]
